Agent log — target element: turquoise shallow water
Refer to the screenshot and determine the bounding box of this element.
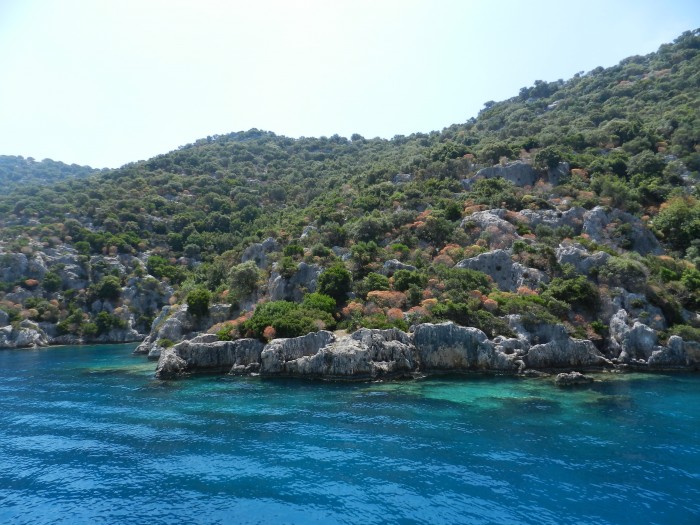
[0,344,699,525]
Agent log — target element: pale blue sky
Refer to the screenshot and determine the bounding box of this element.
[1,0,698,168]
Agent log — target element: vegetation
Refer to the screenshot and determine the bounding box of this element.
[0,30,698,348]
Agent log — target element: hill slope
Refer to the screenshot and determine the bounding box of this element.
[0,30,698,372]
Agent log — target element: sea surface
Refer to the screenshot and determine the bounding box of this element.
[0,344,698,525]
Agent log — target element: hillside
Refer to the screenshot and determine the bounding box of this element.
[0,30,698,374]
[0,155,102,194]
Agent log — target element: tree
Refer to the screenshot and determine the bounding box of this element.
[318,263,352,304]
[187,287,211,317]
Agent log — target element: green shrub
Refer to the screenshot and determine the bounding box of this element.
[243,300,336,340]
[318,263,352,304]
[186,287,211,317]
[355,272,390,299]
[666,324,700,343]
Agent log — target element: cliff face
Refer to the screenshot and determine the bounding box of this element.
[153,321,700,380]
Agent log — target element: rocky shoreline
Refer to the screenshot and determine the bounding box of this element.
[152,320,700,381]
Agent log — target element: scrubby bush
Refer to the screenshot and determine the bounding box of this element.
[186,287,211,317]
[243,300,335,340]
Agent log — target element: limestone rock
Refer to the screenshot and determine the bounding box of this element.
[582,206,662,255]
[475,161,539,187]
[268,262,322,302]
[456,249,547,292]
[381,259,417,276]
[647,336,688,368]
[556,243,610,276]
[0,322,50,349]
[525,337,607,369]
[413,322,518,371]
[155,335,265,378]
[260,331,336,375]
[521,207,585,234]
[241,237,279,269]
[554,371,594,386]
[547,162,570,186]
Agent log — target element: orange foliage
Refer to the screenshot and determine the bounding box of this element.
[24,279,39,288]
[420,298,438,310]
[483,298,498,312]
[341,302,364,318]
[263,326,277,341]
[366,290,407,308]
[516,286,538,296]
[386,308,404,321]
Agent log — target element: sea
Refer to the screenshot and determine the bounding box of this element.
[0,343,698,525]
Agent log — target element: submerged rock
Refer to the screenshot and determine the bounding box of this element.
[554,371,594,386]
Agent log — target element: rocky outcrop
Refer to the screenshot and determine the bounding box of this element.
[241,237,279,269]
[475,161,539,187]
[150,320,695,380]
[381,259,417,276]
[260,331,336,375]
[609,310,659,363]
[582,206,662,255]
[413,322,519,371]
[556,242,610,276]
[0,321,50,348]
[521,207,585,234]
[134,303,233,359]
[268,262,322,302]
[554,371,594,386]
[155,334,264,379]
[460,209,522,250]
[547,162,570,186]
[456,249,547,292]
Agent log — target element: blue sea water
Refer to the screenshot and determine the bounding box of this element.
[0,344,698,525]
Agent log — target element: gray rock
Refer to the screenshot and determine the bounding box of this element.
[547,162,570,186]
[300,226,317,239]
[268,262,322,302]
[556,243,610,276]
[525,337,607,369]
[413,322,518,371]
[155,336,265,378]
[456,249,547,292]
[381,259,417,276]
[241,237,279,269]
[393,173,413,184]
[582,206,662,255]
[647,336,688,368]
[0,322,49,349]
[475,161,539,187]
[521,207,585,234]
[260,331,336,375]
[554,371,594,386]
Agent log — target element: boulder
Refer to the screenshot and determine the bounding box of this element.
[582,206,662,255]
[0,309,8,328]
[0,322,50,349]
[556,243,610,276]
[521,207,585,234]
[547,162,570,186]
[241,237,279,269]
[260,331,336,375]
[155,335,265,378]
[268,262,322,302]
[413,322,518,371]
[647,336,688,368]
[554,371,594,386]
[381,259,417,276]
[474,161,539,187]
[456,249,548,292]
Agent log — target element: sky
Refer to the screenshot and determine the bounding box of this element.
[1,1,699,169]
